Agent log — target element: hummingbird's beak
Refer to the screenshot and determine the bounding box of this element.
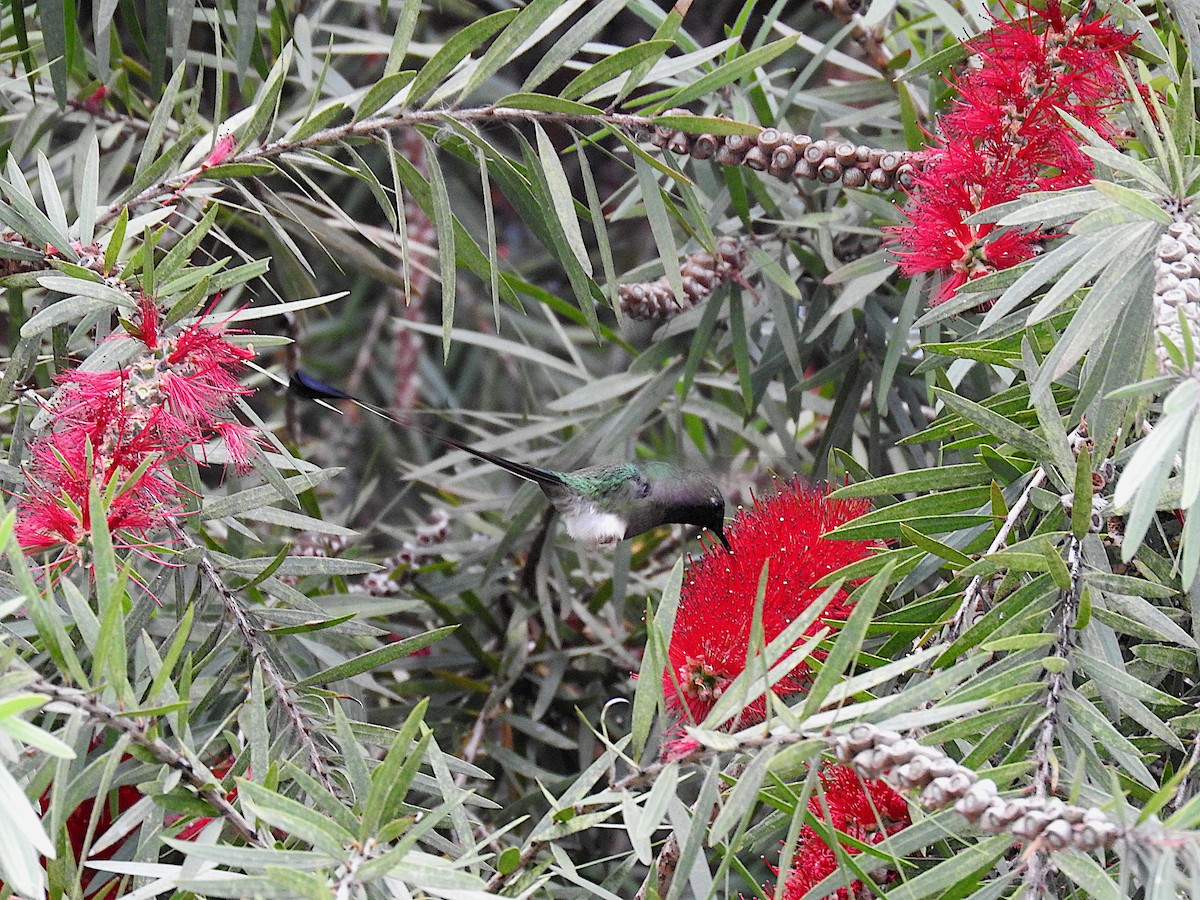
[714,525,732,553]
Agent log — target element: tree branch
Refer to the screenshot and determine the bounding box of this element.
[168,519,338,795]
[28,675,261,845]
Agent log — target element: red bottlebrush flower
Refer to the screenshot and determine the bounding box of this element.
[662,479,874,728]
[81,85,109,114]
[891,1,1132,305]
[202,131,237,169]
[771,763,911,900]
[16,298,261,565]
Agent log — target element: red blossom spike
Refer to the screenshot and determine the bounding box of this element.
[767,763,911,900]
[890,3,1132,304]
[16,300,264,572]
[662,478,875,728]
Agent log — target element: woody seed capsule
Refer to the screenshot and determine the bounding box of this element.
[803,140,828,163]
[757,128,783,151]
[879,152,902,173]
[691,134,719,160]
[667,132,693,155]
[769,145,798,176]
[835,142,858,165]
[841,167,867,188]
[742,145,770,170]
[869,169,894,190]
[794,159,818,180]
[817,158,843,183]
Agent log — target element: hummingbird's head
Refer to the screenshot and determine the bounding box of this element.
[679,490,730,553]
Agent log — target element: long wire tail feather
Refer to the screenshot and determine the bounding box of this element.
[288,372,566,488]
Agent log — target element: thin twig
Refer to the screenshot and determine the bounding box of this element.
[947,467,1047,640]
[29,675,262,845]
[1023,534,1083,897]
[168,519,338,794]
[99,107,657,230]
[332,837,376,900]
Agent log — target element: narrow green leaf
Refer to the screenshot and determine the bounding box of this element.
[362,698,429,836]
[460,0,585,102]
[900,524,974,568]
[353,71,415,121]
[36,0,68,103]
[653,35,800,112]
[423,142,457,361]
[408,10,518,107]
[521,0,627,91]
[384,0,421,76]
[729,290,753,413]
[933,388,1050,460]
[830,464,990,498]
[237,781,356,856]
[561,41,675,101]
[294,626,457,687]
[804,559,895,716]
[535,124,591,277]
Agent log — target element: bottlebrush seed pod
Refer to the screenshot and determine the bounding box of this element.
[652,125,674,148]
[879,152,902,173]
[869,169,894,190]
[691,134,719,159]
[756,127,783,151]
[667,132,693,155]
[803,140,828,163]
[834,142,858,165]
[768,145,798,176]
[742,145,770,170]
[793,159,818,180]
[855,144,872,162]
[724,133,753,153]
[715,133,751,165]
[895,163,916,187]
[714,145,744,166]
[817,158,843,182]
[841,166,867,188]
[790,134,812,152]
[717,237,744,264]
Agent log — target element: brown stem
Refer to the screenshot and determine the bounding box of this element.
[167,519,338,794]
[99,107,656,229]
[28,675,261,845]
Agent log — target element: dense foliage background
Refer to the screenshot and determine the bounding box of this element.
[2,0,1200,897]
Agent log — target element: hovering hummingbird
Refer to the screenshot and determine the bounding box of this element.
[289,372,731,551]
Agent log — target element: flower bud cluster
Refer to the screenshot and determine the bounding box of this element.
[619,238,746,321]
[352,509,451,596]
[1153,219,1200,373]
[648,112,920,192]
[833,723,1122,852]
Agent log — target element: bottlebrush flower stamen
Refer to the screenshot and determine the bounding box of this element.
[662,478,874,728]
[891,0,1133,304]
[16,297,261,572]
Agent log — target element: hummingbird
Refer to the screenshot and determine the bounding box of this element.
[289,371,731,551]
